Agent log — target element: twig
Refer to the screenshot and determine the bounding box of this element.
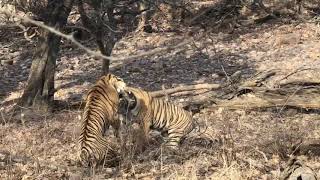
[2,9,105,58]
[220,62,231,84]
[237,154,266,170]
[278,87,301,115]
[16,23,36,41]
[292,139,320,156]
[0,8,196,64]
[240,70,277,88]
[277,66,314,84]
[253,147,268,162]
[0,108,6,124]
[64,25,90,33]
[102,22,122,33]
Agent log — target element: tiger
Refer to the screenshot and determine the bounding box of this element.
[78,73,126,165]
[118,87,195,150]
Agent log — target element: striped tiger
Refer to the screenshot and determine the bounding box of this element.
[118,87,195,149]
[78,74,126,165]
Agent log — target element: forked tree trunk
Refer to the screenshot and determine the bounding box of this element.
[77,0,116,75]
[18,0,74,112]
[101,6,118,75]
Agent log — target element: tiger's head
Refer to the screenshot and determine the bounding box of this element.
[118,88,146,125]
[101,73,127,93]
[118,89,137,114]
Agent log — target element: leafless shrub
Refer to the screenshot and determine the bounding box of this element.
[2,0,47,20]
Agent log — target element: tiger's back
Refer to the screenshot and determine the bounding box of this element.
[150,97,194,147]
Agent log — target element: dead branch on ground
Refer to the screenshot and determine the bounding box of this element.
[292,139,320,156]
[150,83,221,97]
[167,89,211,97]
[150,68,320,113]
[150,70,245,98]
[213,85,320,110]
[280,157,317,180]
[239,70,277,88]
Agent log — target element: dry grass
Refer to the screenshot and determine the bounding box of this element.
[1,104,319,179]
[1,2,320,178]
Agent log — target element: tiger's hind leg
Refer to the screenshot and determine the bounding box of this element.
[165,130,184,150]
[151,135,180,159]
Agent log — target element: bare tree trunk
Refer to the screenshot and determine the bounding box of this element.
[18,0,74,112]
[101,6,118,75]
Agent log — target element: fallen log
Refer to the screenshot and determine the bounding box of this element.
[211,86,320,110]
[280,157,317,180]
[292,139,320,156]
[149,70,277,98]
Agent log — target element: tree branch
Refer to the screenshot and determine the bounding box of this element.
[0,8,196,64]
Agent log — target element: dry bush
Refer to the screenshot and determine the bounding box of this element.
[2,0,48,20]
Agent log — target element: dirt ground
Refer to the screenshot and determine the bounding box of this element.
[1,14,320,179]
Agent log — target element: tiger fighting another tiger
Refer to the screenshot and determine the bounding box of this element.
[78,74,126,165]
[78,73,195,166]
[118,87,195,150]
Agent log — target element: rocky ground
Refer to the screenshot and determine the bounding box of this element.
[1,14,320,179]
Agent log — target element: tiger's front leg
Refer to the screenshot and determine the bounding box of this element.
[132,124,148,153]
[141,119,151,145]
[111,117,121,142]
